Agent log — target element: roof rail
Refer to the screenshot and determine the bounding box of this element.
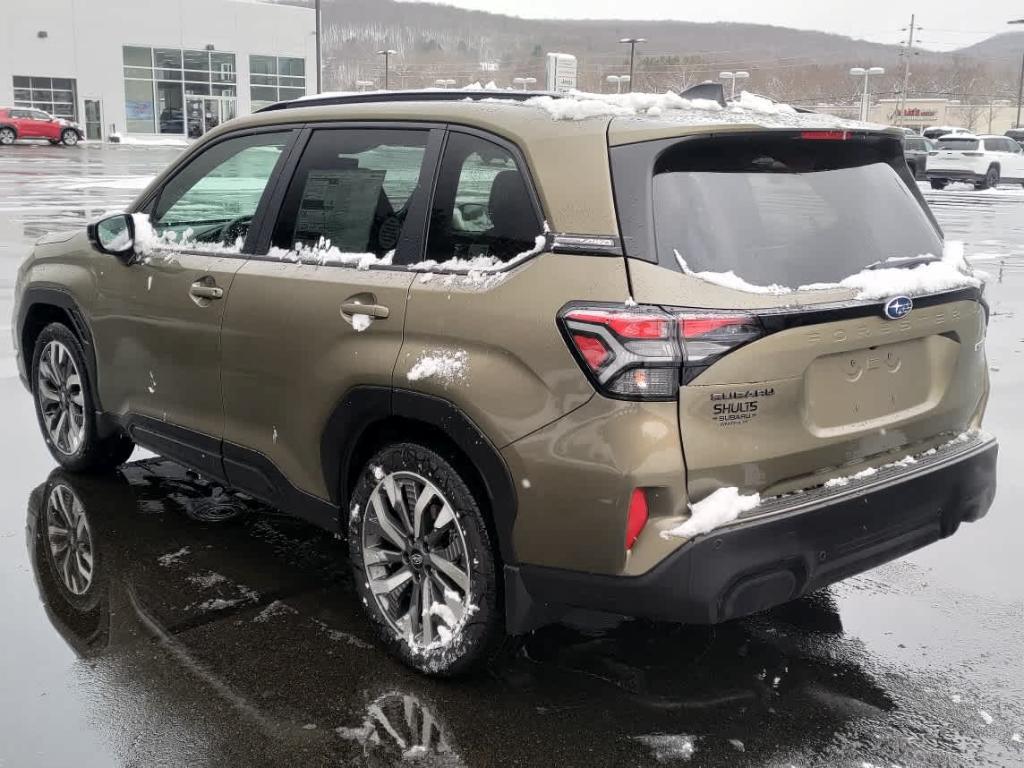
[255,88,563,113]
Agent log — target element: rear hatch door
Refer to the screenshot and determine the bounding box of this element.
[931,136,984,171]
[610,126,989,499]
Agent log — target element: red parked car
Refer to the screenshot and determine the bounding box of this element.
[0,107,84,146]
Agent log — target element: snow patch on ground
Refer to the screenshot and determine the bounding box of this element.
[406,349,467,384]
[632,734,696,762]
[157,547,190,566]
[253,600,297,623]
[980,710,994,725]
[662,487,761,540]
[187,572,228,589]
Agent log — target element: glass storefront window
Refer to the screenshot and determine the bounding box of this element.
[11,76,78,120]
[123,47,152,67]
[123,46,237,137]
[125,78,156,133]
[249,55,306,108]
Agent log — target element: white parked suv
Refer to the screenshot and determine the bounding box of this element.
[926,134,1024,190]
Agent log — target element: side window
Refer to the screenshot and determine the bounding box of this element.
[271,128,428,257]
[152,131,290,247]
[425,132,541,264]
[31,110,51,121]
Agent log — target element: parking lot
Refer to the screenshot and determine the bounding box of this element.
[0,142,1022,767]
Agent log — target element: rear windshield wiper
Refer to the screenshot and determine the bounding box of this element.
[865,255,942,270]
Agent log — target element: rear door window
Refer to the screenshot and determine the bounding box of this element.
[423,131,541,264]
[651,135,942,286]
[271,128,429,260]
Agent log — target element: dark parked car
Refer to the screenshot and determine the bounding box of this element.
[1006,128,1024,148]
[902,135,933,178]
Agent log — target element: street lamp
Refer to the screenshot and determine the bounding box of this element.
[512,76,537,91]
[719,70,750,100]
[377,49,398,90]
[355,80,374,92]
[606,74,630,94]
[618,38,645,93]
[434,78,456,89]
[1011,19,1024,128]
[849,66,885,122]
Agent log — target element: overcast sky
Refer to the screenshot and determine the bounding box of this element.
[405,1,1024,51]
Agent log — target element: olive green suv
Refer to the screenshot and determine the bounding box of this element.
[13,91,997,675]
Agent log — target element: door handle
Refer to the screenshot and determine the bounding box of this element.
[190,282,223,300]
[340,301,389,319]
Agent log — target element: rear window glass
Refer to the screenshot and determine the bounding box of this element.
[937,138,979,150]
[652,137,942,286]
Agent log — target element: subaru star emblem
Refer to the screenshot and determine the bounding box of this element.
[883,295,913,320]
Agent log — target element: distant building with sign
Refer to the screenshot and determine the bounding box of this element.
[810,98,1021,134]
[545,53,577,94]
[0,0,315,141]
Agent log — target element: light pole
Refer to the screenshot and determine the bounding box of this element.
[512,76,537,91]
[355,80,374,92]
[377,49,397,90]
[618,38,645,93]
[314,0,321,94]
[434,78,456,89]
[719,70,749,100]
[849,66,885,122]
[1011,19,1024,128]
[606,74,630,93]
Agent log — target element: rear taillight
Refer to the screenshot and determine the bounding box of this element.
[560,304,762,399]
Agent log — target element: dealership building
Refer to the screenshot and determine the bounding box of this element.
[0,0,316,141]
[811,98,1022,135]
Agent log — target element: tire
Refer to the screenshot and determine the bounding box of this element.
[975,166,999,190]
[348,442,506,676]
[31,322,135,472]
[0,127,15,145]
[61,129,79,146]
[929,179,947,190]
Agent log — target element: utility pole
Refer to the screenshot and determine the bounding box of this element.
[619,38,645,93]
[897,14,917,127]
[377,49,397,90]
[1011,19,1024,128]
[314,0,322,94]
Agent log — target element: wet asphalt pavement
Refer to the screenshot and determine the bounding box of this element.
[0,142,1022,768]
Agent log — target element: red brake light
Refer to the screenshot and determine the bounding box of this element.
[572,334,610,370]
[800,130,849,141]
[626,488,649,550]
[566,310,670,339]
[680,315,750,339]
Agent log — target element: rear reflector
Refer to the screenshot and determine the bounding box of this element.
[626,488,649,550]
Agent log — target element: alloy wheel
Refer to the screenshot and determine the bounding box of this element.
[62,130,78,146]
[46,484,94,595]
[361,471,473,649]
[0,128,14,145]
[36,340,86,455]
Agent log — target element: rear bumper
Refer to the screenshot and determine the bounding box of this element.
[927,169,986,182]
[508,435,997,630]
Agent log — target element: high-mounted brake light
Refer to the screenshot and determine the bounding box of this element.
[800,130,849,141]
[560,305,764,399]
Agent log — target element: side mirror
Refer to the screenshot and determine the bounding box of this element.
[88,214,136,264]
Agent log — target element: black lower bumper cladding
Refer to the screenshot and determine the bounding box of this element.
[511,438,997,630]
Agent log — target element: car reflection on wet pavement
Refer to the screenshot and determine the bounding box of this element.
[1,144,1023,768]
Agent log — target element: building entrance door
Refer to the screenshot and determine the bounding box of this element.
[186,96,237,137]
[84,99,102,140]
